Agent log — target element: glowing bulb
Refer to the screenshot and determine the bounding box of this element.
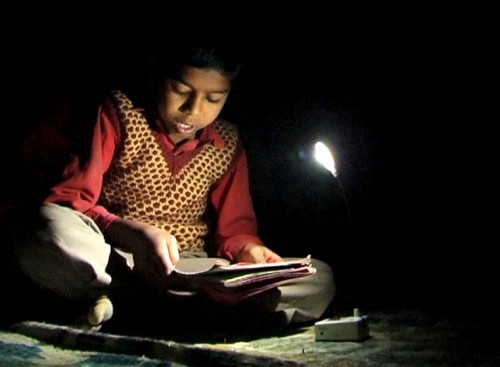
[314,141,337,177]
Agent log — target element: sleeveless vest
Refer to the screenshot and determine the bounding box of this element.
[99,90,239,252]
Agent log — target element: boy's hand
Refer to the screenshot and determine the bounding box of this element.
[236,243,284,264]
[105,218,180,283]
[133,222,180,276]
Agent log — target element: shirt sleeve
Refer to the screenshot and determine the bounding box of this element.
[210,143,264,261]
[44,98,120,229]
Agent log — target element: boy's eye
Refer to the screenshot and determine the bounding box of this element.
[171,83,191,95]
[207,96,223,104]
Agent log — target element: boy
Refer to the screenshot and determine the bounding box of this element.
[9,41,335,332]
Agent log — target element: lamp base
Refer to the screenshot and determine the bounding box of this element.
[314,313,369,342]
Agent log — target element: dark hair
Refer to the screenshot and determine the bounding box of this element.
[148,41,242,85]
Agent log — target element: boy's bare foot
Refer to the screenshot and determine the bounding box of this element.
[87,296,113,329]
[72,296,113,331]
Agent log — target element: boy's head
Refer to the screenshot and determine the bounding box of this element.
[149,41,241,143]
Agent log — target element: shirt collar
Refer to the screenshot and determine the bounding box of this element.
[200,123,225,149]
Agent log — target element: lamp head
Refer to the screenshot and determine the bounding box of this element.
[314,141,337,177]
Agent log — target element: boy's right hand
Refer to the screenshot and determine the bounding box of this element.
[105,218,180,283]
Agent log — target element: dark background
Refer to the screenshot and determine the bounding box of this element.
[3,7,495,314]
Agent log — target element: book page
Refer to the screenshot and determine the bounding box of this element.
[173,257,230,275]
[173,255,312,276]
[210,256,312,273]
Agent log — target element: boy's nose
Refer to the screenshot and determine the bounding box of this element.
[181,95,202,116]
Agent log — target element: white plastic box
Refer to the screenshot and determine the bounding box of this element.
[314,309,369,341]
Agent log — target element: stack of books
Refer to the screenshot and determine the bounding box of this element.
[171,256,315,304]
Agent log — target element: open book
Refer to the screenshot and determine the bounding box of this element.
[171,256,315,304]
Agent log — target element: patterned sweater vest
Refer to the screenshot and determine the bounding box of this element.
[99,90,239,252]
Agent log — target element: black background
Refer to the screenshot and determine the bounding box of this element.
[3,6,495,313]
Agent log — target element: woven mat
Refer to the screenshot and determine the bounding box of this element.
[3,309,499,366]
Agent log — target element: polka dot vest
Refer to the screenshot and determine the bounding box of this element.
[100,91,239,252]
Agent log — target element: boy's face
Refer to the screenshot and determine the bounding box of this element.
[157,66,231,143]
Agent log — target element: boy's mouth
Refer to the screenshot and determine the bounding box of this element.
[175,121,195,133]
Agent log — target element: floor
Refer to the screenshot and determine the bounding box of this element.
[2,306,499,366]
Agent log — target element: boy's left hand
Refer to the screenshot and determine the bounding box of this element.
[236,243,284,264]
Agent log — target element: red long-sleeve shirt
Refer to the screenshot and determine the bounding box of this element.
[44,97,263,261]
